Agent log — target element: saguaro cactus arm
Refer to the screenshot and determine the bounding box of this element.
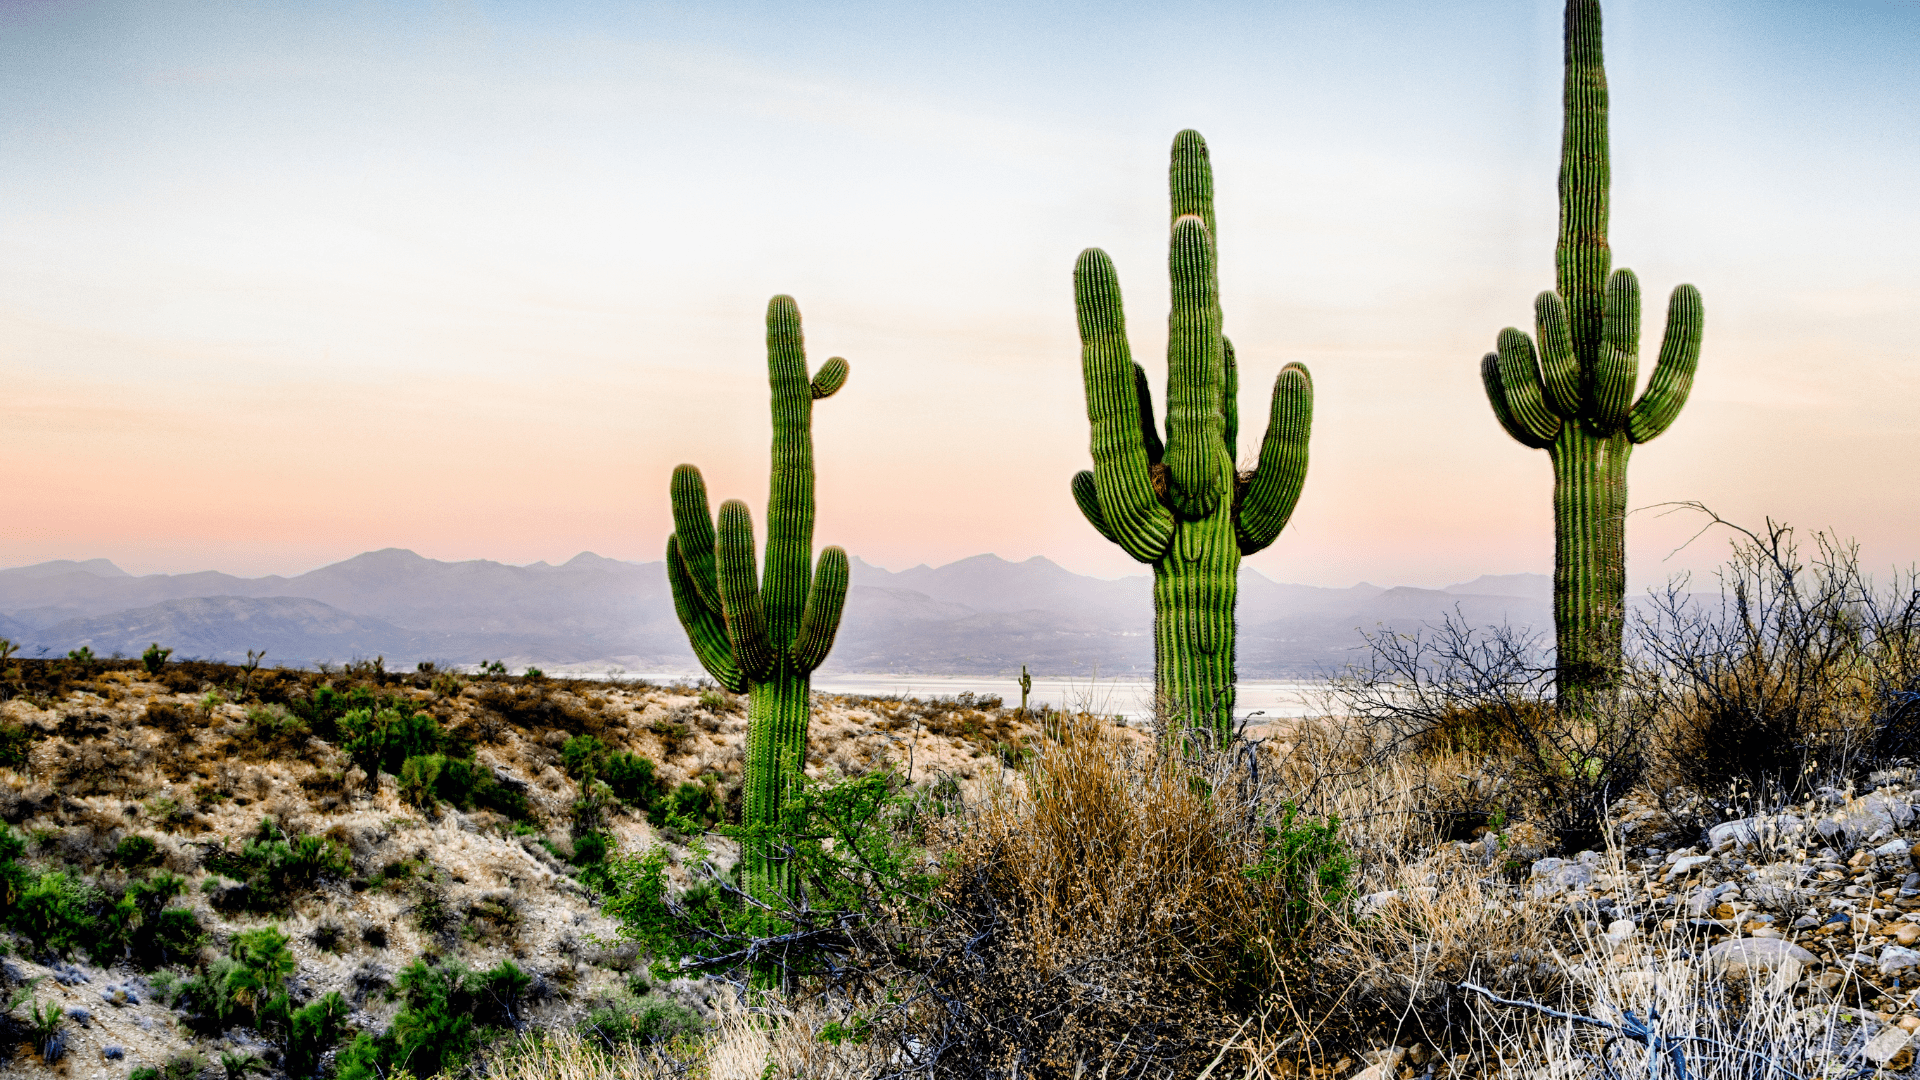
[1235,363,1313,555]
[715,500,775,680]
[792,546,849,672]
[1534,291,1581,418]
[1070,470,1120,545]
[666,535,746,692]
[810,356,849,399]
[1593,268,1641,428]
[1483,328,1562,450]
[1627,284,1704,443]
[1076,249,1176,564]
[1163,215,1226,521]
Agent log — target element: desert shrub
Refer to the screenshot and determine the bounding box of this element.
[129,1054,204,1080]
[340,702,445,788]
[166,926,301,1034]
[7,869,130,961]
[646,717,692,757]
[114,834,162,869]
[142,643,173,676]
[695,688,732,713]
[1639,520,1920,802]
[607,719,1346,1077]
[579,993,703,1050]
[230,705,312,760]
[287,684,355,742]
[0,825,27,904]
[282,991,352,1077]
[126,872,203,967]
[604,751,666,808]
[0,720,30,770]
[144,700,198,736]
[561,734,606,779]
[396,753,530,819]
[336,957,533,1080]
[1337,618,1651,850]
[645,776,725,830]
[203,817,350,912]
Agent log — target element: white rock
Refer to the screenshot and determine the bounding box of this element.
[1665,855,1712,882]
[1356,890,1400,917]
[1878,945,1920,975]
[1865,1026,1913,1066]
[1874,838,1912,859]
[1703,938,1817,974]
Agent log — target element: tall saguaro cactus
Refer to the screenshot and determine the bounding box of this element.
[1481,0,1704,701]
[666,295,850,896]
[1071,130,1313,739]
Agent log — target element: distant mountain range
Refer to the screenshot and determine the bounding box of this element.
[0,550,1556,677]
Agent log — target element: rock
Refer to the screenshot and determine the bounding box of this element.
[1531,862,1594,898]
[65,1007,91,1026]
[1899,924,1920,947]
[1709,815,1805,851]
[1665,856,1712,882]
[103,1046,124,1061]
[1880,946,1920,975]
[1876,838,1913,859]
[1704,938,1817,974]
[1865,1026,1913,1066]
[1356,890,1400,917]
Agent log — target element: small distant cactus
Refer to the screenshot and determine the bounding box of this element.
[666,295,850,897]
[1071,130,1313,739]
[1018,665,1032,715]
[1479,0,1704,701]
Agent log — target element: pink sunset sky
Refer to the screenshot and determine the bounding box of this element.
[0,0,1914,589]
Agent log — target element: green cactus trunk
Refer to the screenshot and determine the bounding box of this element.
[741,669,810,897]
[666,296,851,900]
[1550,425,1631,697]
[1151,509,1240,731]
[1070,130,1313,742]
[1479,0,1704,703]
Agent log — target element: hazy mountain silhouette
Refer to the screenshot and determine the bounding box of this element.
[0,551,1555,676]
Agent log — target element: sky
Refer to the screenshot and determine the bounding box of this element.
[0,0,1913,589]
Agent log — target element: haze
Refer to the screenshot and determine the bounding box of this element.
[0,0,1913,590]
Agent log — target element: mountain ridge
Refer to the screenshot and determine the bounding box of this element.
[0,551,1555,676]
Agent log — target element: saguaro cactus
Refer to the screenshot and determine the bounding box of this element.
[1481,0,1704,701]
[1071,130,1313,739]
[666,295,850,895]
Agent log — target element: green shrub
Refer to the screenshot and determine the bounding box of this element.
[340,703,445,788]
[397,753,529,819]
[1,825,28,906]
[130,1054,204,1080]
[283,991,351,1077]
[114,834,162,869]
[288,685,353,742]
[234,705,312,758]
[605,752,665,808]
[126,872,203,967]
[142,643,173,676]
[561,734,606,780]
[581,993,703,1049]
[335,957,531,1080]
[8,870,132,961]
[650,777,723,829]
[0,720,30,770]
[203,818,350,912]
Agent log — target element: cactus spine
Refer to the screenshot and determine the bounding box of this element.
[666,295,850,896]
[1071,130,1313,740]
[1481,0,1704,701]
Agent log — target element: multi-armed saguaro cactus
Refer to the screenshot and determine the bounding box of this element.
[666,295,849,896]
[1481,0,1703,702]
[1071,130,1313,740]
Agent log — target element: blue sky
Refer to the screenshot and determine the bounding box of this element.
[0,0,1913,588]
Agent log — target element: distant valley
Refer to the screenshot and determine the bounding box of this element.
[0,550,1557,677]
